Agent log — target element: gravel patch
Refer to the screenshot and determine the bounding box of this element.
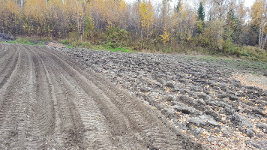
[53,47,267,149]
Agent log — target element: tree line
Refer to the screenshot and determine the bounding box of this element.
[1,0,267,54]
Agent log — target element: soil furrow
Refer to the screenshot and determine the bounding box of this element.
[37,49,86,149]
[36,45,203,150]
[0,45,19,89]
[0,44,9,59]
[35,46,132,136]
[0,46,31,149]
[35,46,132,149]
[22,45,63,149]
[0,43,205,150]
[57,46,267,149]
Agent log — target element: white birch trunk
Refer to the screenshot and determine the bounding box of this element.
[259,12,267,50]
[262,34,267,50]
[141,27,143,48]
[21,0,23,7]
[259,19,262,48]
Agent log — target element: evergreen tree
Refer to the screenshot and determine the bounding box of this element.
[226,9,238,31]
[197,2,205,21]
[196,2,205,34]
[226,9,241,43]
[176,0,180,12]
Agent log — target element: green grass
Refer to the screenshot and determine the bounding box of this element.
[1,38,44,46]
[203,57,217,60]
[2,36,266,63]
[60,39,136,53]
[107,47,135,53]
[66,45,73,48]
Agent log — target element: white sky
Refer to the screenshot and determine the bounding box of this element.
[244,0,255,7]
[125,0,255,8]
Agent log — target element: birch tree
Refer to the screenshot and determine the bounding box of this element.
[251,0,267,50]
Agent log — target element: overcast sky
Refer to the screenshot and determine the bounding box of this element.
[125,0,255,8]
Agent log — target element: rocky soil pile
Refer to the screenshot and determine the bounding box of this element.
[53,47,267,149]
[0,33,15,42]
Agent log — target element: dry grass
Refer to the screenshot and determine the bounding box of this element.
[232,72,267,90]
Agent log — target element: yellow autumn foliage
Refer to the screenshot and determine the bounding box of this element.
[0,0,264,54]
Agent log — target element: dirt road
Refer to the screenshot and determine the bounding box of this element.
[0,43,203,150]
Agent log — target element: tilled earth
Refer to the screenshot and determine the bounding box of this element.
[0,43,204,150]
[55,46,267,149]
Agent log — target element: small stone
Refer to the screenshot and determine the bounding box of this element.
[256,123,267,129]
[165,95,175,102]
[161,108,179,119]
[174,121,187,130]
[173,105,198,115]
[204,110,222,121]
[139,87,151,92]
[177,95,196,106]
[188,118,206,127]
[190,127,203,137]
[242,119,253,128]
[217,94,228,99]
[252,108,265,117]
[198,99,206,105]
[230,95,239,101]
[197,93,209,100]
[257,134,264,138]
[221,128,232,137]
[165,81,175,88]
[230,113,253,127]
[219,109,225,114]
[238,126,246,134]
[156,78,166,85]
[178,78,186,83]
[207,119,220,127]
[247,129,255,138]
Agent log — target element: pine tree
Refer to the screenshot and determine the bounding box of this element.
[197,2,205,21]
[176,0,180,12]
[226,9,241,43]
[196,2,205,34]
[226,9,238,31]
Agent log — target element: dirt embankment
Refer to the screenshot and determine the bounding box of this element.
[0,43,204,150]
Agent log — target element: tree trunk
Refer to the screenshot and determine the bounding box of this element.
[259,19,263,49]
[141,27,143,48]
[261,34,267,50]
[21,0,23,7]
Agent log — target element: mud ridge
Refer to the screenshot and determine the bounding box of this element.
[55,47,267,149]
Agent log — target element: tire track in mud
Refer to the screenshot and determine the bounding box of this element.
[0,44,9,59]
[22,45,62,149]
[34,46,120,149]
[32,46,84,149]
[0,45,19,89]
[37,46,204,150]
[0,44,30,149]
[0,43,205,150]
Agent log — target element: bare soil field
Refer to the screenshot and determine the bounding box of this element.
[56,46,267,149]
[0,43,204,150]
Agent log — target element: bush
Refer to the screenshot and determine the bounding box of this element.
[106,27,128,48]
[62,39,69,45]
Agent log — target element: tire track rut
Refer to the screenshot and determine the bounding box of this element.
[0,43,205,150]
